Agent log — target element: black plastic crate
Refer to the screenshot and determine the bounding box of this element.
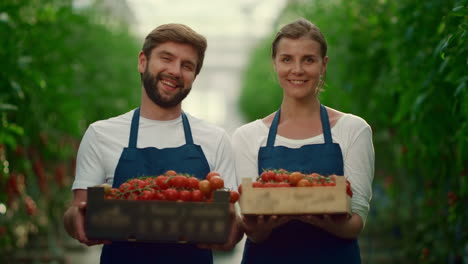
[86,187,231,244]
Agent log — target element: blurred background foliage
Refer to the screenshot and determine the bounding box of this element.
[240,0,467,263]
[0,0,140,262]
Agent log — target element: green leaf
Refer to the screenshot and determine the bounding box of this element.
[454,79,466,96]
[0,104,18,111]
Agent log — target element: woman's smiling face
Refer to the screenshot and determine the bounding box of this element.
[273,36,328,100]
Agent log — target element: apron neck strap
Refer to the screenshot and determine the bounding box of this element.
[320,104,333,144]
[266,104,333,147]
[128,108,194,148]
[181,111,194,145]
[128,108,140,148]
[266,109,281,147]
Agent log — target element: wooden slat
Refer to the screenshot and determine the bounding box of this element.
[239,177,351,215]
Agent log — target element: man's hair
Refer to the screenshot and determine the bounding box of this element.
[142,23,207,75]
[271,18,327,59]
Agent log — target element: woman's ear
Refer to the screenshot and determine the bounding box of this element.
[321,56,329,75]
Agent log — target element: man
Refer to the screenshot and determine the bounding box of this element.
[63,23,243,263]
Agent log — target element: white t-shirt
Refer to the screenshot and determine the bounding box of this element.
[72,109,237,191]
[231,113,374,225]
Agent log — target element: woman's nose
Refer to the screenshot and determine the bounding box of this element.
[291,62,304,74]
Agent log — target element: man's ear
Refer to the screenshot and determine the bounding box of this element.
[138,51,147,74]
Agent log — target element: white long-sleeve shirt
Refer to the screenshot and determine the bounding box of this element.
[231,113,374,225]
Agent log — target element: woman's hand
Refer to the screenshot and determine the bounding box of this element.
[294,213,363,239]
[241,214,292,243]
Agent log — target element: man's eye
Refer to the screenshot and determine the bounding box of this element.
[183,64,194,71]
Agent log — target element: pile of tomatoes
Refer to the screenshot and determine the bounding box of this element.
[239,169,353,197]
[100,170,240,203]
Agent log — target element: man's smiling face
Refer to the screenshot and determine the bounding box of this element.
[139,41,198,108]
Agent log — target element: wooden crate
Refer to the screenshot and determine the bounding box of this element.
[86,187,231,244]
[239,176,351,215]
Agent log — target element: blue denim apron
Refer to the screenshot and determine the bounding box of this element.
[100,108,213,264]
[241,105,361,264]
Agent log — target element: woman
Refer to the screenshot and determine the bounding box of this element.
[232,18,374,263]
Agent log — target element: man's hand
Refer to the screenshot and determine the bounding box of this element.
[198,203,244,251]
[63,190,110,246]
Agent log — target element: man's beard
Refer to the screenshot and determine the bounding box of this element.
[142,68,191,108]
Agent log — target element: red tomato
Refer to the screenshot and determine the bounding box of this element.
[278,168,287,173]
[127,192,138,200]
[119,182,132,192]
[187,177,200,190]
[134,179,146,189]
[297,178,311,187]
[170,175,188,189]
[209,176,224,190]
[260,170,275,182]
[238,184,242,194]
[274,173,284,182]
[277,182,291,187]
[206,171,221,181]
[105,188,119,199]
[323,175,336,186]
[153,191,165,200]
[280,173,290,182]
[141,190,154,200]
[308,178,321,186]
[190,189,204,202]
[312,172,321,177]
[199,180,212,196]
[155,175,169,189]
[323,181,335,186]
[252,181,264,188]
[110,188,119,196]
[178,190,192,201]
[346,180,353,197]
[264,182,277,188]
[259,171,268,182]
[289,172,303,186]
[165,170,177,176]
[164,188,179,201]
[229,191,240,203]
